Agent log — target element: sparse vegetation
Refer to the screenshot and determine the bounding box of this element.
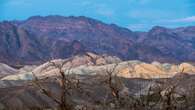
[31,61,195,110]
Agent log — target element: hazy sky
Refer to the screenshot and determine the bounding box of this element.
[0,0,195,31]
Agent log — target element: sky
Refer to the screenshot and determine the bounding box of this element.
[0,0,195,31]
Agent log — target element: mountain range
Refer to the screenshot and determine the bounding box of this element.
[1,15,195,67]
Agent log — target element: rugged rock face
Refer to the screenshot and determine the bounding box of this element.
[135,26,195,62]
[1,16,195,66]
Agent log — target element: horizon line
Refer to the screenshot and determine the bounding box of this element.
[0,15,195,32]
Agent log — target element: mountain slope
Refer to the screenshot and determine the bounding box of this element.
[1,16,195,66]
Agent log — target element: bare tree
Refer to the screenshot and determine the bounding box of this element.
[32,60,80,110]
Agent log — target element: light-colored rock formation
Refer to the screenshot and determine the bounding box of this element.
[179,63,195,73]
[1,53,195,80]
[1,72,33,80]
[0,63,18,77]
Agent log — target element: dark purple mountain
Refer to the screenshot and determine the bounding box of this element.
[0,15,195,66]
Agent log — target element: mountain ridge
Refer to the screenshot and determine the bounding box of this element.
[1,15,195,66]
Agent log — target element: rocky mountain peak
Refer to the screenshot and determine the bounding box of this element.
[149,26,171,35]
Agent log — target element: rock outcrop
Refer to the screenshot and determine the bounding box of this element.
[2,53,195,80]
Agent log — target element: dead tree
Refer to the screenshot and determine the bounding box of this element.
[32,60,80,110]
[100,63,126,109]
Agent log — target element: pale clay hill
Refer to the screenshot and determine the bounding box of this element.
[1,53,195,110]
[1,52,195,80]
[0,63,18,78]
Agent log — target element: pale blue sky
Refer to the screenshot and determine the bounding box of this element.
[0,0,195,31]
